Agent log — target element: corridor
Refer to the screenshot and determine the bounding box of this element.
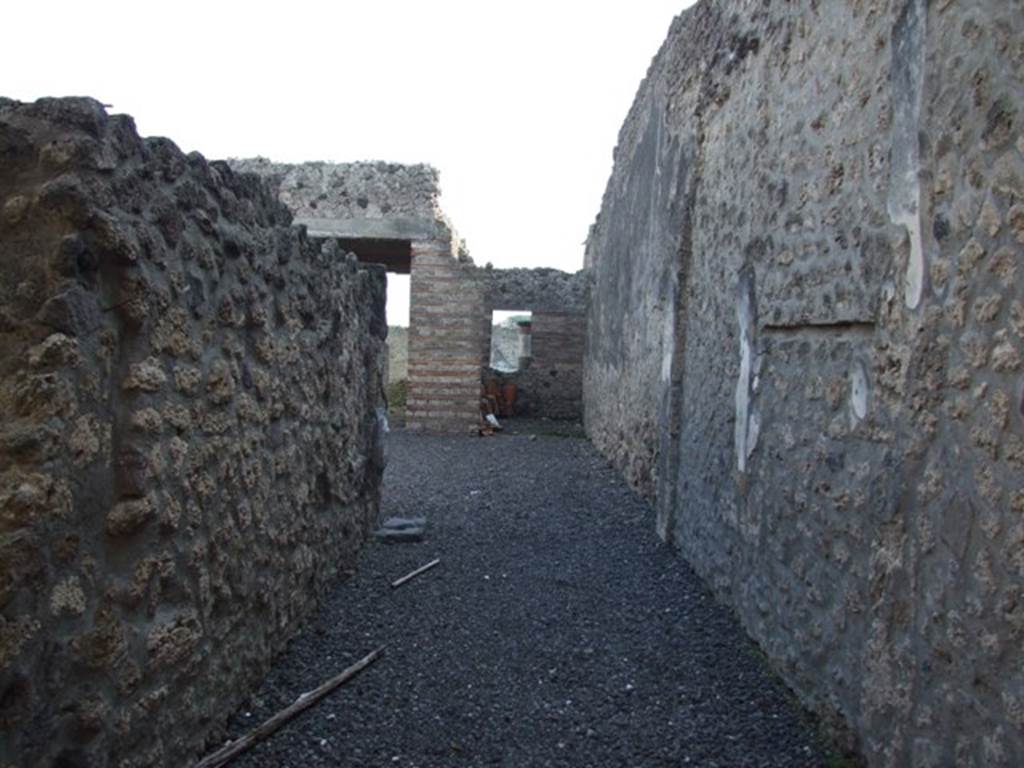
[224,424,837,767]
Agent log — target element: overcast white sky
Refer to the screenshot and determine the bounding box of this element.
[3,1,694,325]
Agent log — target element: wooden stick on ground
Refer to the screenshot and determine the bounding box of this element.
[391,558,441,589]
[193,646,384,768]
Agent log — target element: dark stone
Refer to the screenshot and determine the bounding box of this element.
[187,274,206,316]
[51,235,84,277]
[0,122,33,167]
[115,447,149,499]
[381,516,427,530]
[982,97,1016,148]
[374,528,425,543]
[38,285,102,337]
[374,515,427,543]
[222,236,241,260]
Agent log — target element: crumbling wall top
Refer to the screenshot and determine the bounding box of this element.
[484,267,587,313]
[229,158,445,241]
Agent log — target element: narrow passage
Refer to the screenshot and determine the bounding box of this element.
[226,423,834,767]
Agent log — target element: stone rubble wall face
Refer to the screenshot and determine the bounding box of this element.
[0,98,387,768]
[227,158,441,222]
[584,1,1024,765]
[485,267,588,313]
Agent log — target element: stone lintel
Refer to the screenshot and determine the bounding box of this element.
[297,216,438,242]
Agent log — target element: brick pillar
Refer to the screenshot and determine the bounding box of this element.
[406,240,485,432]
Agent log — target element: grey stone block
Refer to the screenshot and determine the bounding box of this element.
[374,516,427,542]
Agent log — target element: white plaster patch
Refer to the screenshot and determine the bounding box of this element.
[887,0,926,310]
[661,307,675,383]
[850,357,870,424]
[735,329,752,472]
[894,202,925,310]
[746,411,761,460]
[734,273,758,473]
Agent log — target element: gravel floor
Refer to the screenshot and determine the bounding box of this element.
[223,422,836,767]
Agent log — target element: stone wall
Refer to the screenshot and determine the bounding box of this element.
[227,158,443,239]
[584,1,1024,765]
[0,98,387,767]
[485,266,587,312]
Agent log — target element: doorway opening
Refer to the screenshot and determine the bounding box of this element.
[483,310,532,424]
[489,310,532,372]
[385,272,411,427]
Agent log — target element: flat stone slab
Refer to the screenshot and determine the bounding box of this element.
[374,516,427,543]
[380,516,426,530]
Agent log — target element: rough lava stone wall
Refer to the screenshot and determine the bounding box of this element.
[584,1,1024,765]
[0,98,387,768]
[484,267,587,313]
[226,158,441,224]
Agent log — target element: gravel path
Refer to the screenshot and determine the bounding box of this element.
[223,423,835,767]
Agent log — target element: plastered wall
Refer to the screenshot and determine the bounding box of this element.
[584,1,1024,764]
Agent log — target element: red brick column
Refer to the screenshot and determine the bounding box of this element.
[406,240,486,432]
